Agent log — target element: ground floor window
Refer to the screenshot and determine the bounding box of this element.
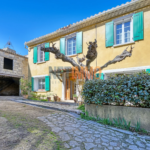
[38,78,45,90]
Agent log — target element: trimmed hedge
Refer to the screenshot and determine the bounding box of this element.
[82,72,150,107]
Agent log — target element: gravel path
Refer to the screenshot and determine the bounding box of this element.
[13,99,82,114]
[38,113,150,150]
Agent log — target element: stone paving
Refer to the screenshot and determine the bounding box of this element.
[13,99,82,114]
[38,113,150,150]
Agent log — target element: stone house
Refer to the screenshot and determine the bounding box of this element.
[0,47,28,96]
[25,0,150,101]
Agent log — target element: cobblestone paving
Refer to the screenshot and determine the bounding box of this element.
[38,113,150,150]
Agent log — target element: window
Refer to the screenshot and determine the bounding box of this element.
[38,44,45,62]
[114,15,133,46]
[4,58,13,70]
[67,37,76,56]
[116,21,132,45]
[32,75,50,91]
[38,78,45,90]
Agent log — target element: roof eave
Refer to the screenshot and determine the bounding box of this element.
[25,0,150,47]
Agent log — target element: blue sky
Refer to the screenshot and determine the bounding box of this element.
[0,0,129,55]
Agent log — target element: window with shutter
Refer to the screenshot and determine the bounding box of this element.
[105,21,114,47]
[60,38,66,55]
[133,11,144,41]
[45,76,50,91]
[33,47,38,64]
[45,43,50,61]
[76,31,83,54]
[146,69,150,74]
[95,73,104,80]
[38,44,45,63]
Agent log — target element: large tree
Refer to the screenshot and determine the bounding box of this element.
[41,40,133,80]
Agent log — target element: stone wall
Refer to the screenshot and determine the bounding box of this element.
[85,104,150,131]
[0,49,28,79]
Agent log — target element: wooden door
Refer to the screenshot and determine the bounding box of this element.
[65,79,70,100]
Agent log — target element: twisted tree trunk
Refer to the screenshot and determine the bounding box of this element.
[41,40,133,80]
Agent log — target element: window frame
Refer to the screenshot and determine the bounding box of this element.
[114,14,134,46]
[65,32,77,56]
[38,78,45,90]
[32,75,48,92]
[37,44,45,63]
[3,57,13,70]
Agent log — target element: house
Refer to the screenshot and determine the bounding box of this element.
[25,0,150,101]
[0,47,28,96]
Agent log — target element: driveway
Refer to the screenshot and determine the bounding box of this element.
[0,97,65,150]
[0,97,150,150]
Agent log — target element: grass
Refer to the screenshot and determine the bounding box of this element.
[80,110,149,135]
[78,104,85,112]
[0,110,65,150]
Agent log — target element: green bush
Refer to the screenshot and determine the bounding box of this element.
[78,104,85,112]
[82,71,150,107]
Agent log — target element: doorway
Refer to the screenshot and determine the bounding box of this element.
[65,73,76,100]
[0,76,20,96]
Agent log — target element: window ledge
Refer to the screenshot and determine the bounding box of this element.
[113,41,135,47]
[67,54,78,57]
[36,90,47,93]
[37,61,46,64]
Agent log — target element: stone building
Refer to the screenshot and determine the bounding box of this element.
[0,47,28,96]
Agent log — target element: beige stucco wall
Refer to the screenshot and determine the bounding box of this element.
[85,104,150,131]
[28,7,150,98]
[0,50,28,79]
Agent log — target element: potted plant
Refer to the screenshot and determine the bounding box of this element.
[47,92,53,101]
[53,94,58,102]
[73,94,78,103]
[57,97,61,102]
[20,78,31,99]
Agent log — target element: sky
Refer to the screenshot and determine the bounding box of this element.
[0,0,129,56]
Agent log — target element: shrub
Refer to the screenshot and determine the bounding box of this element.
[20,78,31,95]
[78,104,85,112]
[82,71,150,107]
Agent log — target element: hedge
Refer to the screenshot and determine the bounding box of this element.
[82,71,150,107]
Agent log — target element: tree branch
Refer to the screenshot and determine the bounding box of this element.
[41,43,80,68]
[96,46,134,72]
[86,39,98,70]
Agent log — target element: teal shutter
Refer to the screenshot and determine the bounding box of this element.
[146,69,150,74]
[32,77,34,91]
[95,73,104,80]
[45,76,50,91]
[45,43,50,61]
[100,73,104,80]
[133,11,144,41]
[60,38,65,54]
[33,47,38,63]
[105,21,114,47]
[96,73,100,78]
[76,31,83,54]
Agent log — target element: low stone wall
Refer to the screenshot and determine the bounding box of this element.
[85,104,150,131]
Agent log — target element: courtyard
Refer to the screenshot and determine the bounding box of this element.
[0,97,150,150]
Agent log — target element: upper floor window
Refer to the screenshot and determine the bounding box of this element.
[67,37,76,56]
[114,16,133,45]
[4,58,13,70]
[38,44,45,63]
[116,21,131,45]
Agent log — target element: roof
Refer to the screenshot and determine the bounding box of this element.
[25,0,150,47]
[0,49,28,59]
